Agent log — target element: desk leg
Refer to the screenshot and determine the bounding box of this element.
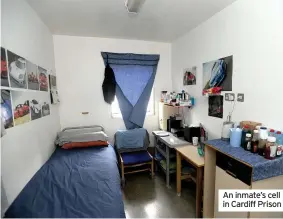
[176,151,181,196]
[196,167,203,218]
[166,145,170,188]
[154,137,158,172]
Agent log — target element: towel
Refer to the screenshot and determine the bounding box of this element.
[115,128,149,152]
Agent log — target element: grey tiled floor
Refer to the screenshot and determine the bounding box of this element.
[122,172,197,218]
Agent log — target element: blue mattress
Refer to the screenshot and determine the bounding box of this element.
[5,145,126,218]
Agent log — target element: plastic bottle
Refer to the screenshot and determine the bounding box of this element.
[269,129,275,137]
[241,125,250,148]
[265,136,276,160]
[251,130,259,153]
[244,133,252,151]
[276,131,282,157]
[258,127,268,156]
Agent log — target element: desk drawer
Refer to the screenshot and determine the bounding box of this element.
[216,152,252,186]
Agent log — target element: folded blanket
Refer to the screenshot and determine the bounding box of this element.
[115,128,149,152]
[55,130,108,146]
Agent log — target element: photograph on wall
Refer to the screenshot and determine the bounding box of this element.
[29,92,44,121]
[203,55,233,94]
[208,95,223,118]
[1,47,10,87]
[42,102,50,116]
[7,50,27,89]
[27,61,39,90]
[11,91,30,126]
[183,66,196,85]
[38,66,48,91]
[49,75,57,90]
[1,90,14,129]
[49,74,59,104]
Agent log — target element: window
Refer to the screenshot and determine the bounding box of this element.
[111,90,154,118]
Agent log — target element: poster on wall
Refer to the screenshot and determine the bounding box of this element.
[7,50,27,89]
[49,75,57,90]
[183,66,196,85]
[203,55,233,94]
[11,91,31,126]
[49,74,60,104]
[1,47,10,87]
[42,102,50,116]
[29,92,44,120]
[208,95,223,118]
[27,61,39,90]
[38,66,48,91]
[1,90,14,129]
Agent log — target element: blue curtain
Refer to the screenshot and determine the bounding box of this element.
[101,52,159,129]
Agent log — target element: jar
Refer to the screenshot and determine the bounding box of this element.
[251,130,259,153]
[244,133,252,151]
[258,127,268,156]
[265,136,276,160]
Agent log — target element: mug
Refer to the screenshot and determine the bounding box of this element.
[192,137,199,146]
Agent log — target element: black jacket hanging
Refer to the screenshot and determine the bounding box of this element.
[102,63,116,104]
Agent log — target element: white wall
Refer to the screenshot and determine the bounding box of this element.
[1,0,61,206]
[53,35,171,143]
[172,0,283,139]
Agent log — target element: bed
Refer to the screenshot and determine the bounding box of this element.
[4,126,126,218]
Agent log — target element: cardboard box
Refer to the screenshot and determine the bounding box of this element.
[240,121,262,130]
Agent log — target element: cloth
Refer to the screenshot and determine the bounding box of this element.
[4,146,125,218]
[121,151,152,165]
[55,130,108,146]
[102,64,116,104]
[101,52,159,129]
[114,128,149,153]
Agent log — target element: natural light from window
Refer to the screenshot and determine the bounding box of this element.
[111,90,154,118]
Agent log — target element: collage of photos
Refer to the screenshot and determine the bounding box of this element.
[1,47,52,129]
[0,47,50,92]
[0,90,51,128]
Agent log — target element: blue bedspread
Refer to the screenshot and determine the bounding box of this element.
[5,146,125,218]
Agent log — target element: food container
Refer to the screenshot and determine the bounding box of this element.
[265,136,277,159]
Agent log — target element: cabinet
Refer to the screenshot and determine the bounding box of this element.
[159,102,178,131]
[214,167,249,218]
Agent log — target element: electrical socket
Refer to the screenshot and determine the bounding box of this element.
[225,93,235,101]
[237,93,244,102]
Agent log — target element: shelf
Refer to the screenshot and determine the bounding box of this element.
[155,160,176,174]
[181,173,196,183]
[163,103,191,108]
[155,144,176,159]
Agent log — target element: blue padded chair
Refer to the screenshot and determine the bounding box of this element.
[114,129,154,186]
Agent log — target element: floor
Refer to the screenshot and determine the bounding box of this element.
[122,172,197,218]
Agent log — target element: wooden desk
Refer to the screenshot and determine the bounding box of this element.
[176,145,204,218]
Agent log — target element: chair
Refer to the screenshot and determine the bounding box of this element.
[114,129,154,186]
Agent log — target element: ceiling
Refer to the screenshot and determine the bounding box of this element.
[27,0,236,42]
